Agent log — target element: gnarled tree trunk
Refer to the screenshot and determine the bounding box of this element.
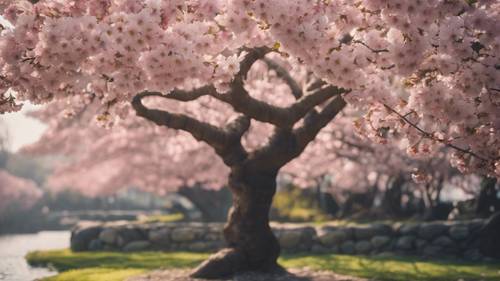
[191,166,282,278]
[132,47,347,279]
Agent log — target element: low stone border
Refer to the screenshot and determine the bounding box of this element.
[71,219,488,261]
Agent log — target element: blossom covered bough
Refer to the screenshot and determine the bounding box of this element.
[1,0,499,278]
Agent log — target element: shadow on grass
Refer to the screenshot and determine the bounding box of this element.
[279,253,500,281]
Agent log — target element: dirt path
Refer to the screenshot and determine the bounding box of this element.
[128,268,369,281]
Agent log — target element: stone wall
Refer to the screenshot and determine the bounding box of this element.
[71,219,490,261]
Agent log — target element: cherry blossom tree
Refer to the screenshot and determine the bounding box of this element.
[0,132,42,218]
[0,170,42,215]
[1,0,499,278]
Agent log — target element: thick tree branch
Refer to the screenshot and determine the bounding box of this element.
[132,92,229,148]
[295,96,348,151]
[164,85,217,101]
[132,91,249,165]
[262,58,303,99]
[226,69,347,128]
[247,95,348,170]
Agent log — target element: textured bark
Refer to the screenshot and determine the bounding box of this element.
[191,166,282,279]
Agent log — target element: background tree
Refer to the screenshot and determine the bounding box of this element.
[1,0,499,278]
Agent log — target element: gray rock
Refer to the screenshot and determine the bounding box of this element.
[355,241,372,254]
[311,244,330,254]
[449,225,469,240]
[396,235,415,250]
[432,236,455,248]
[418,223,448,240]
[340,241,355,254]
[116,228,144,246]
[353,224,392,240]
[123,240,151,252]
[88,239,104,251]
[422,245,442,257]
[205,232,223,241]
[70,224,102,252]
[376,252,395,258]
[398,224,419,235]
[463,249,482,261]
[189,242,212,252]
[371,236,390,249]
[99,228,118,245]
[296,227,316,251]
[149,228,170,244]
[415,239,427,250]
[468,219,485,232]
[278,230,303,249]
[317,229,347,246]
[171,228,198,242]
[353,226,378,240]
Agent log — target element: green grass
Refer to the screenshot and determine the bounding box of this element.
[27,249,500,281]
[41,268,144,281]
[281,253,500,281]
[137,213,184,223]
[26,249,208,271]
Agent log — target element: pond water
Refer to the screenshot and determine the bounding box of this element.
[0,231,70,281]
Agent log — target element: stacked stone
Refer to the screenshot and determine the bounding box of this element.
[70,220,488,261]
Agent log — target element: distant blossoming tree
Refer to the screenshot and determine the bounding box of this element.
[0,170,42,215]
[1,0,499,278]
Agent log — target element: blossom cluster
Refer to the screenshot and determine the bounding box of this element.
[1,0,499,178]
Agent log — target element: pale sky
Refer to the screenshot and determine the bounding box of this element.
[0,103,47,152]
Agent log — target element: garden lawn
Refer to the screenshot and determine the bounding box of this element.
[26,249,500,281]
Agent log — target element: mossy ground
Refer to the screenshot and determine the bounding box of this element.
[26,249,500,281]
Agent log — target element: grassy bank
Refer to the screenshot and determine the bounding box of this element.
[27,249,500,281]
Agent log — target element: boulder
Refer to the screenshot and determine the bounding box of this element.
[432,236,455,248]
[449,225,469,240]
[317,229,347,246]
[463,249,482,261]
[418,223,448,240]
[371,236,390,249]
[311,244,330,254]
[88,239,104,251]
[116,228,144,247]
[415,239,427,250]
[123,240,151,252]
[479,212,500,259]
[340,241,355,254]
[205,232,223,241]
[149,228,170,244]
[171,228,198,242]
[353,226,378,240]
[353,224,392,240]
[70,224,102,252]
[278,230,303,249]
[99,228,118,245]
[189,242,213,252]
[395,235,415,250]
[398,224,419,235]
[422,245,442,257]
[355,241,372,254]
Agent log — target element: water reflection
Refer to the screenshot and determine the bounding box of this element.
[0,231,69,281]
